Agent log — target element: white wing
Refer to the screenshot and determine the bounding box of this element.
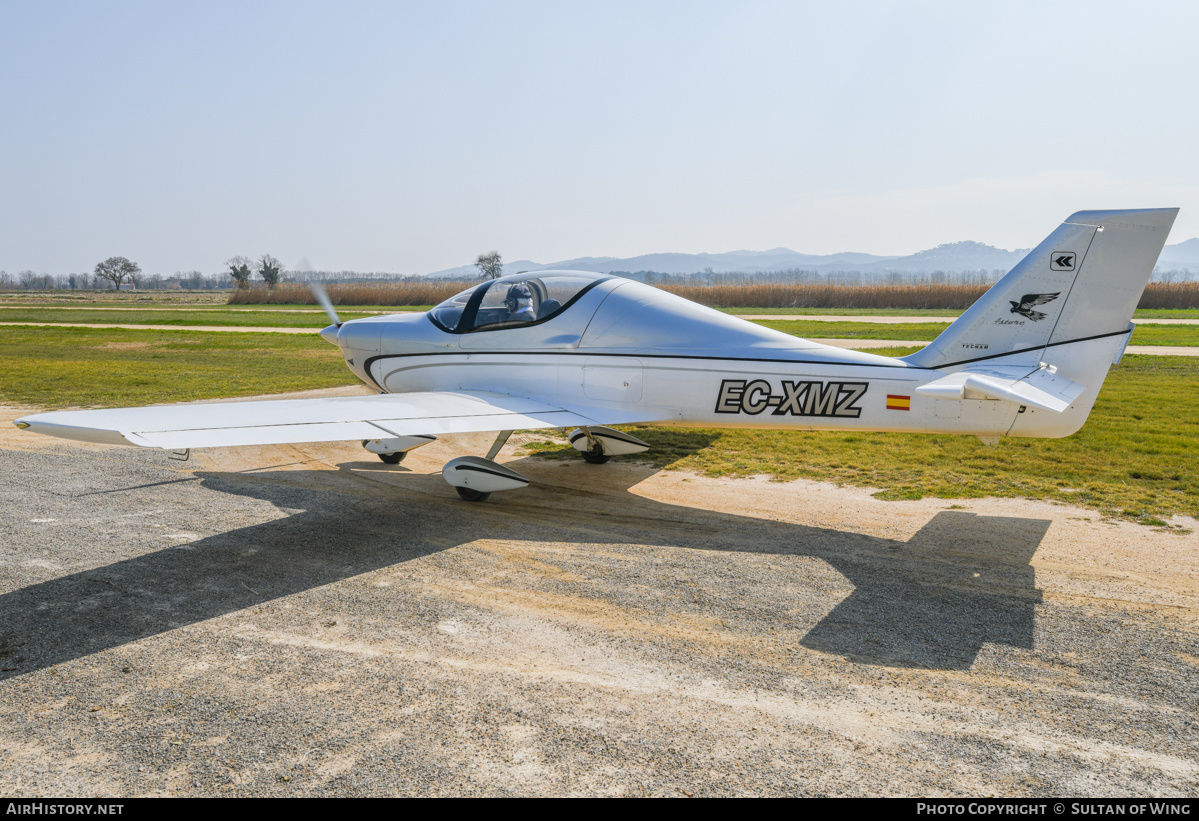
[15,391,671,449]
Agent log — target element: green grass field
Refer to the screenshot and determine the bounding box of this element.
[0,326,355,407]
[3,325,1195,527]
[0,307,418,327]
[4,307,1198,347]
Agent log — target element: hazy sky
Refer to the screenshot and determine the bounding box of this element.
[3,0,1197,275]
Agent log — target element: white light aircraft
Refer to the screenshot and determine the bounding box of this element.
[15,208,1177,501]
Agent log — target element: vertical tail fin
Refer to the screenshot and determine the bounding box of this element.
[905,208,1178,371]
[905,208,1178,438]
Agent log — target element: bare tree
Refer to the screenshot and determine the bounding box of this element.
[475,251,503,280]
[257,254,283,289]
[94,256,141,291]
[226,256,253,289]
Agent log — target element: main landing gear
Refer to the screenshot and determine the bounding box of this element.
[441,427,653,502]
[362,435,436,464]
[568,427,650,464]
[442,431,529,502]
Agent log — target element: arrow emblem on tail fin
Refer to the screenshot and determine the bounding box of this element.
[1051,252,1076,271]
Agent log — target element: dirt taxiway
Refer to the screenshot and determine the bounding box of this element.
[0,392,1196,796]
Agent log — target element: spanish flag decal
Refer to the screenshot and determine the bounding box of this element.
[886,394,911,411]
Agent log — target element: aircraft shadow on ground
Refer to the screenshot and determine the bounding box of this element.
[0,447,1047,680]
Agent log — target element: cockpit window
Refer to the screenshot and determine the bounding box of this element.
[428,272,610,333]
[428,283,481,333]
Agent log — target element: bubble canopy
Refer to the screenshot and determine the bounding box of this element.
[428,271,613,334]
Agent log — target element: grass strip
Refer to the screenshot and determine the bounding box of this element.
[0,326,356,408]
[7,310,1196,347]
[0,308,393,328]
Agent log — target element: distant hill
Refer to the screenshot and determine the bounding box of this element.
[1158,238,1199,268]
[428,249,898,278]
[428,238,1199,278]
[851,241,1028,273]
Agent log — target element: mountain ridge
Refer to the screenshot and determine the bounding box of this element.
[427,238,1199,279]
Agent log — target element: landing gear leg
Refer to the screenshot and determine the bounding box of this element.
[486,430,514,460]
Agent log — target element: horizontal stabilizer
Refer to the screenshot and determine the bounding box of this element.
[915,365,1086,413]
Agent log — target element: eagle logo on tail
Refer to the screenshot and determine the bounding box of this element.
[1009,292,1060,321]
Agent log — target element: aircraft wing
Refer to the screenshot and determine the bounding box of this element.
[14,391,671,450]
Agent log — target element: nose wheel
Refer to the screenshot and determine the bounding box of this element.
[581,446,610,464]
[455,487,491,502]
[378,451,406,464]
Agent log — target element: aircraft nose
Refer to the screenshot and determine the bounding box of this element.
[319,324,339,345]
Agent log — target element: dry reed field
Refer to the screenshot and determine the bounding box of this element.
[227,280,1199,310]
[227,281,470,306]
[657,281,1199,310]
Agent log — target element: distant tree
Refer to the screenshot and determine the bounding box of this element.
[257,254,283,289]
[226,256,253,289]
[95,256,141,290]
[475,251,503,280]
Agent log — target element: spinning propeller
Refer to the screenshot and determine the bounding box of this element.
[309,282,341,326]
[310,282,342,344]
